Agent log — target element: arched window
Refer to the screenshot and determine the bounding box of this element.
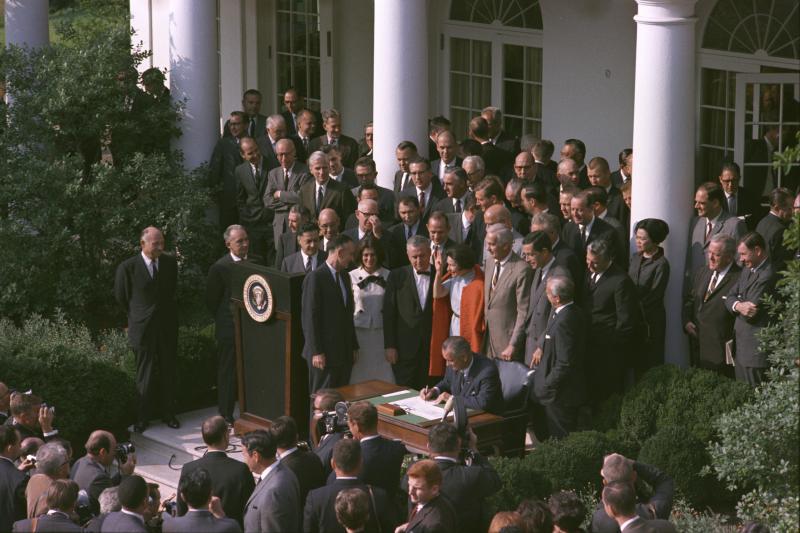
[275,0,321,112]
[698,0,799,184]
[444,1,543,139]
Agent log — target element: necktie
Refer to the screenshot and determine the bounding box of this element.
[302,137,309,152]
[705,220,713,243]
[491,260,500,289]
[401,172,409,190]
[580,224,587,244]
[589,272,598,288]
[537,268,544,286]
[283,168,289,190]
[151,260,158,281]
[304,256,312,273]
[317,186,324,214]
[419,191,426,211]
[335,271,346,301]
[249,117,255,137]
[728,194,737,215]
[455,198,462,213]
[704,270,718,302]
[406,225,412,241]
[330,137,338,147]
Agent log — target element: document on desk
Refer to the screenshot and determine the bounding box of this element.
[391,396,452,421]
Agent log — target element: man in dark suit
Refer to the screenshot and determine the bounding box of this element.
[358,121,373,158]
[164,468,241,533]
[560,139,590,189]
[396,460,456,533]
[310,389,347,480]
[345,402,407,504]
[304,438,394,533]
[71,431,136,516]
[719,160,760,228]
[254,114,289,171]
[469,116,514,177]
[271,416,324,510]
[387,196,429,268]
[563,190,626,267]
[586,187,629,263]
[1,426,27,533]
[274,205,311,267]
[744,125,780,200]
[725,232,778,386]
[421,336,504,414]
[610,149,632,189]
[683,234,741,374]
[6,392,60,443]
[600,481,677,533]
[482,106,520,155]
[400,157,445,225]
[393,141,419,193]
[242,430,301,533]
[435,167,472,215]
[281,88,323,138]
[206,225,264,422]
[587,157,629,229]
[114,226,179,431]
[175,417,254,526]
[300,151,356,225]
[590,454,674,533]
[100,475,149,533]
[209,111,245,230]
[302,234,359,393]
[322,145,359,188]
[281,223,326,274]
[431,130,463,185]
[235,137,276,264]
[583,239,641,405]
[294,109,319,161]
[342,198,388,250]
[530,276,586,440]
[522,231,571,366]
[13,479,83,533]
[352,158,396,223]
[685,181,747,280]
[415,423,501,533]
[531,213,583,285]
[265,138,311,248]
[308,109,360,169]
[223,89,267,139]
[426,211,457,269]
[384,235,434,388]
[756,187,793,273]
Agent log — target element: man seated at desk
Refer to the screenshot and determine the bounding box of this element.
[419,336,503,414]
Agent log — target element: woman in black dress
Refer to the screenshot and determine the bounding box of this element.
[629,218,670,371]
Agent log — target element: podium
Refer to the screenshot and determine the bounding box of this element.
[230,262,308,436]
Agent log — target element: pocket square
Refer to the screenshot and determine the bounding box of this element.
[545,334,551,339]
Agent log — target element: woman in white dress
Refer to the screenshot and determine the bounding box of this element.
[348,236,394,384]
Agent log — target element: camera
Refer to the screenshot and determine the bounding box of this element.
[164,500,178,517]
[75,490,94,524]
[321,401,350,435]
[25,454,37,465]
[116,442,135,464]
[41,402,55,415]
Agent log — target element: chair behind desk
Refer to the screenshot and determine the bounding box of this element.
[495,360,532,457]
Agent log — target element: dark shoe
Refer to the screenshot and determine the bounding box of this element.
[164,416,180,429]
[133,421,149,433]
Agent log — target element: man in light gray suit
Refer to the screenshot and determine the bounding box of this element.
[686,181,747,278]
[521,231,570,367]
[483,225,532,362]
[725,232,777,386]
[280,223,326,274]
[163,468,240,533]
[265,138,311,248]
[242,430,301,533]
[100,475,148,533]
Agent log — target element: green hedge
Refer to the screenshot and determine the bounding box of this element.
[0,315,217,454]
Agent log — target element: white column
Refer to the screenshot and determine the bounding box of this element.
[169,0,219,169]
[4,0,48,48]
[373,0,429,189]
[130,0,153,72]
[631,0,698,367]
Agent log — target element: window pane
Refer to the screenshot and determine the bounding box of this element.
[277,12,291,51]
[293,57,308,95]
[526,47,542,83]
[526,84,542,119]
[308,58,320,100]
[701,69,727,107]
[700,108,728,146]
[450,73,470,108]
[527,120,542,138]
[504,44,523,80]
[277,0,290,11]
[277,55,292,93]
[451,109,472,140]
[727,111,735,148]
[293,14,307,55]
[472,77,491,109]
[504,80,523,116]
[451,38,470,72]
[472,40,491,76]
[308,16,320,57]
[504,117,523,139]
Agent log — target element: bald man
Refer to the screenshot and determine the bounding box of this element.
[114,227,180,431]
[318,208,341,255]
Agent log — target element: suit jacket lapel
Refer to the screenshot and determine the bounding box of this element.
[407,268,423,311]
[407,502,435,530]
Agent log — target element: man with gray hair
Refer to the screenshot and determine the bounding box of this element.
[531,212,582,284]
[384,235,435,388]
[84,487,122,533]
[256,113,288,169]
[265,137,311,248]
[584,239,640,406]
[590,453,674,533]
[530,276,585,440]
[206,225,264,423]
[483,225,532,361]
[682,233,741,374]
[481,106,519,154]
[25,442,70,518]
[300,151,355,223]
[461,155,485,191]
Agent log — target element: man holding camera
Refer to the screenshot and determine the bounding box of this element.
[70,430,136,516]
[310,389,347,479]
[7,392,59,442]
[163,468,241,533]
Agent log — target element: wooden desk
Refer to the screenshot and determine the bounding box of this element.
[337,380,523,456]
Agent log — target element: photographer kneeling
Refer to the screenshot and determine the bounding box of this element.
[70,430,136,516]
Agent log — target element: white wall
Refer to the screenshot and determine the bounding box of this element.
[540,0,637,163]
